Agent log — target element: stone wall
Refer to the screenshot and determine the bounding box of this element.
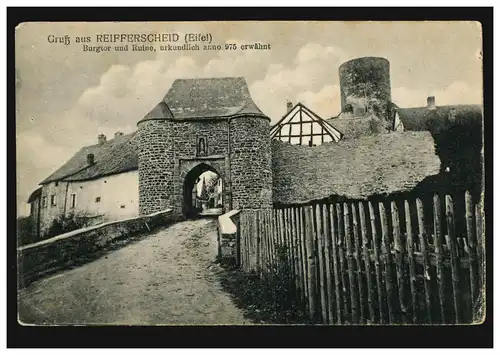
[138,119,176,215]
[217,210,241,266]
[18,209,174,288]
[271,131,441,205]
[138,119,230,216]
[138,116,273,217]
[39,181,71,235]
[230,116,273,210]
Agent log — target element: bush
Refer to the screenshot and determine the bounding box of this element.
[43,211,95,239]
[17,216,36,246]
[220,244,309,324]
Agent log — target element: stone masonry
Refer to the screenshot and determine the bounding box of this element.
[138,115,273,218]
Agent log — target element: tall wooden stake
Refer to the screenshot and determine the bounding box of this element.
[416,198,432,323]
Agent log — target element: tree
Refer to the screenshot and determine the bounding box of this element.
[198,176,209,200]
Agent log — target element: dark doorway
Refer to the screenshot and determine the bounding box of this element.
[183,163,224,219]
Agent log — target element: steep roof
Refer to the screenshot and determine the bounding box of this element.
[272,131,441,204]
[27,187,42,203]
[40,132,138,184]
[270,102,343,144]
[396,104,482,131]
[139,77,268,121]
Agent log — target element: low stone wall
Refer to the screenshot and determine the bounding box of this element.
[18,209,174,288]
[217,210,240,266]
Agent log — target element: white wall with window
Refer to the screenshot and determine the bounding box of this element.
[66,170,139,221]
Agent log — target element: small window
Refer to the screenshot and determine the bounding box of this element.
[55,181,59,187]
[70,193,76,208]
[120,205,125,209]
[42,196,47,208]
[197,136,207,156]
[50,194,57,206]
[95,197,101,203]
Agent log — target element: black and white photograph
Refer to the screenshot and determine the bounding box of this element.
[14,19,486,328]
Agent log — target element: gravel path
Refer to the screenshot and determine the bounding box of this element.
[18,218,253,325]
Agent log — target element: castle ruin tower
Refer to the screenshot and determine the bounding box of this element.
[339,57,392,126]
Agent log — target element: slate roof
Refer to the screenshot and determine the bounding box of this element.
[27,187,42,203]
[272,131,441,204]
[139,77,268,122]
[395,104,482,131]
[40,132,139,184]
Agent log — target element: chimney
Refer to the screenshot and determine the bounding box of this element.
[87,153,95,165]
[98,134,106,145]
[427,96,436,110]
[286,100,293,113]
[114,131,124,139]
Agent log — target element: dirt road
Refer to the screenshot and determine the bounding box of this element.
[18,218,252,325]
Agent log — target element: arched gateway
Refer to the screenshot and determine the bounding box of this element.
[137,77,273,219]
[181,162,224,218]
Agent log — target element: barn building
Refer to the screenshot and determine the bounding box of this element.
[26,56,481,242]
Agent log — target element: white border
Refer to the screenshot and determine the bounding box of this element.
[2,3,497,352]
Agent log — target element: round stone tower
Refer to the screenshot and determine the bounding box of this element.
[339,57,392,122]
[137,77,273,218]
[229,115,273,210]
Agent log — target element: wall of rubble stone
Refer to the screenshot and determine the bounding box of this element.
[138,119,176,215]
[230,116,273,210]
[138,115,273,217]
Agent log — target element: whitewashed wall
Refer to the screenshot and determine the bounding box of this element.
[66,170,139,221]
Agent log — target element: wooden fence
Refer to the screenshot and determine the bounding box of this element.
[238,191,484,324]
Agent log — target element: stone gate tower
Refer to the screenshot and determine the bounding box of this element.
[137,77,273,218]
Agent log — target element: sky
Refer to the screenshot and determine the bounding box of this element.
[15,21,483,216]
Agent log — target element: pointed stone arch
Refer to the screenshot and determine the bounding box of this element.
[177,159,227,218]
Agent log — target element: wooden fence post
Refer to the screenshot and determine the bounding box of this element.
[267,210,274,268]
[433,194,446,323]
[243,212,248,272]
[445,195,461,324]
[256,210,261,272]
[379,202,394,323]
[329,204,342,324]
[260,210,267,271]
[295,207,305,306]
[278,209,285,249]
[337,203,349,321]
[475,202,485,321]
[299,206,309,308]
[263,209,269,271]
[323,204,335,324]
[284,208,291,271]
[305,205,317,322]
[315,204,328,324]
[263,210,268,270]
[291,207,300,302]
[271,210,277,266]
[465,191,479,319]
[359,202,375,323]
[344,202,357,324]
[404,200,418,324]
[391,201,407,324]
[368,201,384,323]
[351,203,365,323]
[416,198,433,323]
